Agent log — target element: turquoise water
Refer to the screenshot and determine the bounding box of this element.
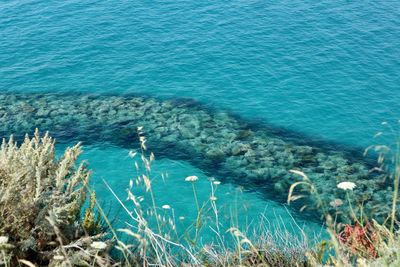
[65,143,324,241]
[1,1,400,147]
[1,1,400,240]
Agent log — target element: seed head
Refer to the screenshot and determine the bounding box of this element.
[0,236,9,244]
[91,241,107,250]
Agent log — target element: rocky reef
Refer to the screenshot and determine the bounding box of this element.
[0,93,391,221]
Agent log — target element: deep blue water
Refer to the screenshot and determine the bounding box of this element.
[1,0,400,240]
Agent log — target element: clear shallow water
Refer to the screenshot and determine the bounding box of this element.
[57,143,325,243]
[1,1,400,239]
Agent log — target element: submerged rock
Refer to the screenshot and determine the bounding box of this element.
[0,93,390,222]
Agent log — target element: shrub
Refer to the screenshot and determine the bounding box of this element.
[0,130,111,266]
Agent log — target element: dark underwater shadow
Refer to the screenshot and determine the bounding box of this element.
[0,92,384,224]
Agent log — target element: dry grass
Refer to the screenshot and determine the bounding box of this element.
[288,126,400,267]
[96,127,315,267]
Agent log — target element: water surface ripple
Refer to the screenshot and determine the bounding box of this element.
[1,1,400,147]
[1,1,400,232]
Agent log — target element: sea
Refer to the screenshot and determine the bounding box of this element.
[1,0,400,243]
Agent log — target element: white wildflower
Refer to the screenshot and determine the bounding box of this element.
[185,175,198,182]
[210,196,217,201]
[329,198,343,208]
[337,181,356,191]
[179,216,185,220]
[91,241,107,250]
[213,181,221,185]
[162,204,171,210]
[0,236,8,244]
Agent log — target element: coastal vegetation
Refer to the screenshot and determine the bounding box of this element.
[0,130,112,266]
[1,127,400,266]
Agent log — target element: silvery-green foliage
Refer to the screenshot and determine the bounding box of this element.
[0,130,110,266]
[0,129,87,238]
